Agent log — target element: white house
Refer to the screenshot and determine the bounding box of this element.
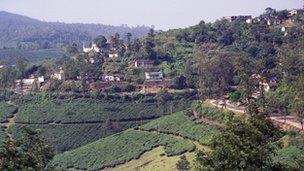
[145,72,163,81]
[134,60,154,68]
[89,58,95,64]
[38,76,45,83]
[51,68,65,80]
[83,43,101,53]
[109,53,119,58]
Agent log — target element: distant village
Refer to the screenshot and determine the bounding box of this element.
[0,8,302,96]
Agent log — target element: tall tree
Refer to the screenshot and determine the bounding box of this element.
[0,128,54,170]
[94,35,107,49]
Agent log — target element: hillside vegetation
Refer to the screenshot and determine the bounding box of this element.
[50,129,195,170]
[140,111,220,145]
[0,48,64,64]
[0,11,151,49]
[10,93,192,152]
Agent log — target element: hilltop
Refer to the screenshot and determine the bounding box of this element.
[0,11,151,49]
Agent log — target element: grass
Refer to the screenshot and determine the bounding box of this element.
[50,129,195,170]
[140,111,220,145]
[105,146,197,171]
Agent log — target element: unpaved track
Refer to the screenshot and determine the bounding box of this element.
[206,99,303,132]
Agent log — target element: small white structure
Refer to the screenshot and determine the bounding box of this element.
[134,60,154,68]
[52,68,65,80]
[38,76,45,83]
[16,78,35,85]
[145,72,163,81]
[89,58,95,64]
[246,18,252,24]
[281,27,288,36]
[0,65,4,69]
[289,9,304,16]
[103,75,121,82]
[83,43,101,53]
[109,53,119,58]
[223,15,252,23]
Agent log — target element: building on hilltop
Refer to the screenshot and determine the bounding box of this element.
[145,72,163,81]
[108,53,119,58]
[83,43,101,53]
[288,9,304,16]
[134,60,154,68]
[51,67,65,81]
[103,75,122,82]
[223,15,252,23]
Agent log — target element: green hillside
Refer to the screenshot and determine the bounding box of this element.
[0,102,18,123]
[50,110,219,170]
[11,93,193,152]
[140,111,220,145]
[50,129,195,170]
[0,48,64,64]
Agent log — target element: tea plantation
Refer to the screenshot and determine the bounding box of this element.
[10,121,149,152]
[140,111,221,145]
[16,96,190,124]
[50,129,195,170]
[0,102,18,123]
[11,94,193,152]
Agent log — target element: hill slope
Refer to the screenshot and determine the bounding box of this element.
[0,11,151,49]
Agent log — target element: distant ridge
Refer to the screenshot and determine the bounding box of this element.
[0,11,151,48]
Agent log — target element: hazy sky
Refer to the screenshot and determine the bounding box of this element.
[0,0,302,30]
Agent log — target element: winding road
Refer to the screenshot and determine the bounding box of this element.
[206,99,303,132]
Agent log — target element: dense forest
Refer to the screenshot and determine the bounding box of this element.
[0,11,151,49]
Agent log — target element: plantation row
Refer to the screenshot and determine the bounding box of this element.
[140,111,220,145]
[0,102,18,123]
[0,128,6,148]
[16,96,191,124]
[50,129,195,170]
[194,103,236,123]
[10,120,150,153]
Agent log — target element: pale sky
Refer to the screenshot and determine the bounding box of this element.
[0,0,302,30]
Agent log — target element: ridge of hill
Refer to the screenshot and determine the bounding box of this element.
[0,11,151,49]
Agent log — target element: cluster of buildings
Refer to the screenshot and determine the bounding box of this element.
[223,8,304,26]
[15,75,45,94]
[82,43,119,58]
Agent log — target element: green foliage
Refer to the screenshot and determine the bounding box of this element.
[229,90,241,102]
[0,11,151,50]
[195,113,282,170]
[194,103,235,123]
[16,95,189,124]
[50,129,195,170]
[176,155,191,171]
[0,103,17,123]
[140,111,220,145]
[273,133,304,170]
[12,93,193,152]
[10,121,144,153]
[0,128,54,170]
[0,48,64,64]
